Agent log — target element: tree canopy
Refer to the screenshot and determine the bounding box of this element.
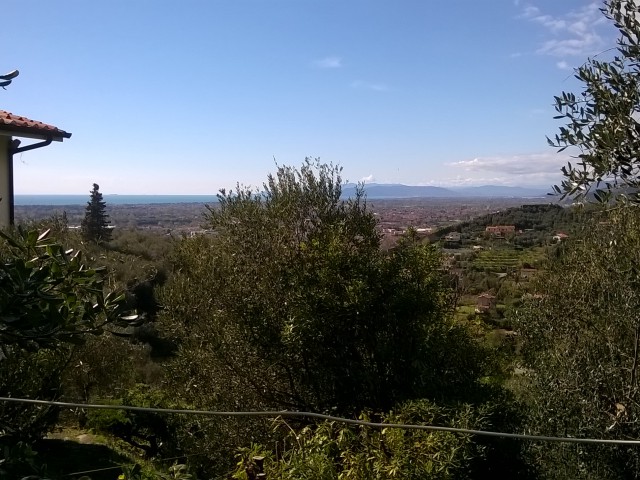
[160,160,489,414]
[514,207,640,478]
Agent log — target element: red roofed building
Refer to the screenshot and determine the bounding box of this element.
[0,110,71,226]
[553,232,569,242]
[485,225,516,236]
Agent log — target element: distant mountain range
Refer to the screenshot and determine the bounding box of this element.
[341,183,550,199]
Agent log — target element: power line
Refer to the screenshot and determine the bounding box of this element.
[62,452,205,477]
[2,396,640,446]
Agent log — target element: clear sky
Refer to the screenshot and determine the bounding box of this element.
[2,1,617,194]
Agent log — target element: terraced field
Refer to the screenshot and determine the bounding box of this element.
[472,249,522,272]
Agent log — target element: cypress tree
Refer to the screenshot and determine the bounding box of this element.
[81,183,111,242]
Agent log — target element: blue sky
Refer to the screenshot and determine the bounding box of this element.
[2,1,617,194]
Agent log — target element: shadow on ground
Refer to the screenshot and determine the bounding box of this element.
[34,438,132,480]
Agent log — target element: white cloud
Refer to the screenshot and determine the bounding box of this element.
[519,2,612,58]
[351,80,389,92]
[446,152,570,186]
[520,5,540,19]
[429,175,553,188]
[537,33,602,57]
[556,60,571,70]
[361,174,375,183]
[312,56,342,69]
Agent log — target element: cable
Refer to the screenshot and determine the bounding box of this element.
[62,452,205,477]
[2,396,640,446]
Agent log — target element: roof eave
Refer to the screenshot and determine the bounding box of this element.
[0,125,71,142]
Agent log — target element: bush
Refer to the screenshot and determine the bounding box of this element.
[86,385,183,458]
[233,398,528,480]
[160,161,487,414]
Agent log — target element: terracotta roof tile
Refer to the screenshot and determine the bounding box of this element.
[0,110,71,140]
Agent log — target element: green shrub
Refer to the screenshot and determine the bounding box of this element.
[233,399,527,480]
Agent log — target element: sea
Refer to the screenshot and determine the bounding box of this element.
[15,195,219,206]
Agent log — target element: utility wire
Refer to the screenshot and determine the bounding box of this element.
[2,396,640,446]
[62,452,205,477]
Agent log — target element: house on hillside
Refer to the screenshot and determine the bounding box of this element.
[383,228,405,236]
[476,293,496,313]
[444,231,461,246]
[553,232,569,242]
[485,225,516,236]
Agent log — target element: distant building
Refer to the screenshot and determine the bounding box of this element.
[476,293,496,313]
[553,232,569,242]
[444,232,461,244]
[522,293,545,301]
[485,225,516,236]
[189,229,217,238]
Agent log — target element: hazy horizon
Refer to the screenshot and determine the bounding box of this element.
[14,184,550,205]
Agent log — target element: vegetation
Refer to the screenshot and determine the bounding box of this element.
[82,183,112,243]
[6,2,640,478]
[511,1,640,478]
[434,203,578,249]
[162,161,489,414]
[152,160,527,478]
[513,207,640,479]
[549,0,640,203]
[0,169,633,479]
[0,227,140,479]
[0,163,611,479]
[0,228,136,351]
[233,399,517,480]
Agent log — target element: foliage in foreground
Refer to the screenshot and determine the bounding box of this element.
[513,206,640,479]
[86,384,189,459]
[0,227,138,352]
[162,160,489,414]
[154,160,522,478]
[233,399,527,480]
[0,227,139,478]
[549,0,640,203]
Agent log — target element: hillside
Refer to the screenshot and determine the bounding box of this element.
[434,203,579,241]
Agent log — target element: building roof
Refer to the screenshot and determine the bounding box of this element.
[478,292,496,299]
[0,110,71,141]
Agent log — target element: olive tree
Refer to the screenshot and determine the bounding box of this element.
[155,160,532,478]
[160,160,488,414]
[549,0,640,202]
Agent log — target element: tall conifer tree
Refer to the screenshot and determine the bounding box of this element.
[81,183,111,242]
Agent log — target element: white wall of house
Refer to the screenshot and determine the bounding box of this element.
[0,135,11,228]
